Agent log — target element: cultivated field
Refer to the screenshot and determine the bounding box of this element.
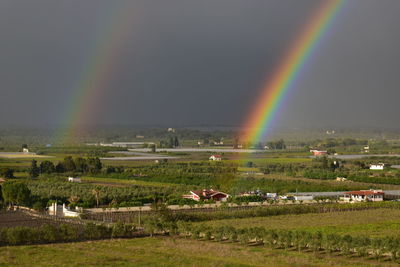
[200,208,400,237]
[0,152,52,159]
[0,237,394,267]
[0,211,60,228]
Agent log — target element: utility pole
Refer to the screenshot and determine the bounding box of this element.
[138,207,141,228]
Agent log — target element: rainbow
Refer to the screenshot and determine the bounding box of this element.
[55,3,134,144]
[241,0,345,145]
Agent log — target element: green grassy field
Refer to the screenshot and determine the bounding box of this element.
[199,208,400,237]
[0,237,394,267]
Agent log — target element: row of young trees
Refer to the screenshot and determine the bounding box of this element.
[170,224,400,261]
[0,222,140,246]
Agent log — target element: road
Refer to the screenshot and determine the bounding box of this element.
[128,148,265,153]
[101,151,178,161]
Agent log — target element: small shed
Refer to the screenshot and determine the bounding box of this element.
[68,177,81,183]
[370,163,385,170]
[209,155,222,161]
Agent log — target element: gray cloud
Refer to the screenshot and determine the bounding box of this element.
[0,0,399,129]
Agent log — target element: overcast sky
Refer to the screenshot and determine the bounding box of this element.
[0,0,399,129]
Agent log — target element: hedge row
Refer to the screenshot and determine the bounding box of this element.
[0,222,140,246]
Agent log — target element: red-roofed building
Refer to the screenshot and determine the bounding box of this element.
[183,189,230,202]
[343,189,384,202]
[310,150,328,156]
[209,155,222,161]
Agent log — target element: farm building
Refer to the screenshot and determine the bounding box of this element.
[370,163,385,170]
[342,190,384,202]
[48,203,81,217]
[68,177,81,183]
[294,195,314,201]
[209,154,222,161]
[183,189,230,202]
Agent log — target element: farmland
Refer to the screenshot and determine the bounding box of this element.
[0,210,61,228]
[2,128,400,266]
[0,237,393,267]
[199,208,400,237]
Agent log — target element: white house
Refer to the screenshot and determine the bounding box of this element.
[49,203,81,217]
[209,155,222,161]
[342,190,384,202]
[294,195,314,201]
[22,148,29,154]
[68,177,81,183]
[370,163,385,170]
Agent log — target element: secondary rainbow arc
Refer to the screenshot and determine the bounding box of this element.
[54,3,134,144]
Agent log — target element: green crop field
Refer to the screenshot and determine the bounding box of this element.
[199,208,400,237]
[0,237,391,267]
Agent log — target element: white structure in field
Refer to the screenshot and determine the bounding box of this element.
[48,203,81,217]
[22,148,29,154]
[209,155,222,161]
[68,177,81,183]
[342,190,384,202]
[370,163,385,170]
[294,195,313,201]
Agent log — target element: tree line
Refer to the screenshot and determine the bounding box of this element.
[0,222,140,246]
[28,156,103,178]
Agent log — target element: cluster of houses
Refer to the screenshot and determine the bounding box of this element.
[181,188,387,203]
[342,189,384,202]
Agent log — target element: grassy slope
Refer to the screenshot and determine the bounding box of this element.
[199,208,400,237]
[0,237,392,267]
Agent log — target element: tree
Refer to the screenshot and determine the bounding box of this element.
[169,137,174,148]
[91,187,101,207]
[174,137,179,147]
[233,138,239,149]
[75,157,88,173]
[55,162,65,173]
[1,181,31,206]
[0,168,14,178]
[63,157,76,172]
[87,157,102,174]
[68,196,80,207]
[39,161,55,174]
[150,144,156,153]
[29,160,40,178]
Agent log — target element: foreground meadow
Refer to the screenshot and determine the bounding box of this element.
[0,237,395,267]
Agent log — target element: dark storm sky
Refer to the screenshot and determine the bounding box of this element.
[0,0,399,128]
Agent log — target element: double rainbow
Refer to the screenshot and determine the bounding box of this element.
[241,0,345,144]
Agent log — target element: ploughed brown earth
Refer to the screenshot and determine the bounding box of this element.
[0,210,58,228]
